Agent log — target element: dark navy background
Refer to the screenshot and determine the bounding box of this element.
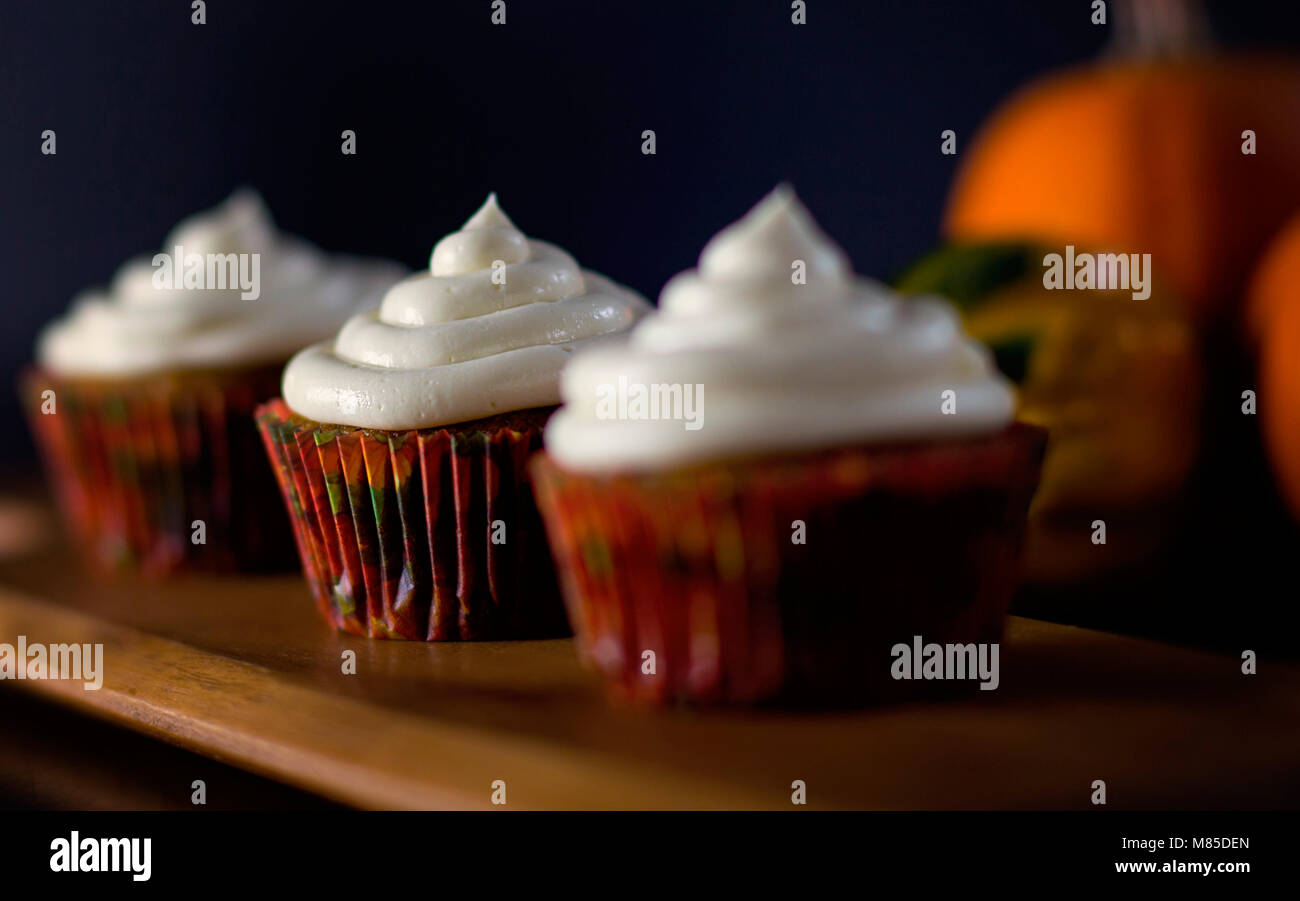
[1,0,1297,463]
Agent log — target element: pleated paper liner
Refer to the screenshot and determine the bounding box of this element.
[21,364,296,577]
[531,422,1047,706]
[256,399,568,641]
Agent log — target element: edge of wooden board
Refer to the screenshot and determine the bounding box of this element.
[0,587,775,810]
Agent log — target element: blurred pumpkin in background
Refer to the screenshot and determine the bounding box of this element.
[943,0,1300,326]
[897,242,1201,583]
[1247,213,1300,345]
[1251,216,1300,521]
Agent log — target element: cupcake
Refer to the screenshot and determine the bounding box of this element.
[256,194,650,640]
[532,187,1047,705]
[23,190,406,576]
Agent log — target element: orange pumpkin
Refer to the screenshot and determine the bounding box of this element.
[1254,216,1300,519]
[1247,213,1300,343]
[945,5,1300,324]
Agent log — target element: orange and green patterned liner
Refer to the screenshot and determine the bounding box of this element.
[256,399,567,641]
[21,364,295,576]
[531,422,1047,706]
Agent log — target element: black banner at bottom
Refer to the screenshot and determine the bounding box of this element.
[0,810,1285,888]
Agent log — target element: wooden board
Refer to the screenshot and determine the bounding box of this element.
[0,497,1297,810]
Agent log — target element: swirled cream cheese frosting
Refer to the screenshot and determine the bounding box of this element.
[544,185,1017,471]
[37,190,407,377]
[281,194,650,430]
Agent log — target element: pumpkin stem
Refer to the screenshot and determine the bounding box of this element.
[1108,0,1212,59]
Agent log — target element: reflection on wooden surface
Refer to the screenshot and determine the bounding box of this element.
[1,495,1298,809]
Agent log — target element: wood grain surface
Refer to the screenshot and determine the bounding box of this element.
[0,499,1297,810]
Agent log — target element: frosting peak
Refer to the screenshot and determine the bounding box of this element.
[641,189,851,349]
[544,186,1016,471]
[431,193,530,276]
[282,194,650,430]
[462,192,515,231]
[169,189,276,257]
[696,184,848,287]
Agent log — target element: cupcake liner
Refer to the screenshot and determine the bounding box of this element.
[255,399,567,641]
[21,364,296,576]
[531,423,1047,705]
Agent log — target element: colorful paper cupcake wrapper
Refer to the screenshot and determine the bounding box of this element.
[21,365,295,576]
[256,399,567,641]
[531,423,1047,705]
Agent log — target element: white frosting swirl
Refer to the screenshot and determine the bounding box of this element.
[37,190,406,376]
[545,186,1016,471]
[282,194,650,429]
